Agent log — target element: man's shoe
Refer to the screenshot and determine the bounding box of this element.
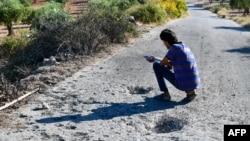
[182,94,197,102]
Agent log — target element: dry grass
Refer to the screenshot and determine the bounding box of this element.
[0,110,26,129]
[205,1,250,31]
[229,15,250,30]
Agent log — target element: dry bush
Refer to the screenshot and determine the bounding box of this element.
[16,6,133,67]
[0,4,137,107]
[0,73,18,107]
[128,3,167,24]
[65,12,111,55]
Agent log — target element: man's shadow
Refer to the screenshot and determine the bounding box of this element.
[36,96,189,124]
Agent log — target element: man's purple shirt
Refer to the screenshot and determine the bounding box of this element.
[166,42,200,91]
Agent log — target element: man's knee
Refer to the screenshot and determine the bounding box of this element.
[153,62,161,71]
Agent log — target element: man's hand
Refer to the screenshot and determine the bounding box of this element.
[144,55,155,63]
[160,57,172,69]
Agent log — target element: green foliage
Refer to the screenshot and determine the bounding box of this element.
[158,0,187,18]
[244,23,250,30]
[3,5,138,81]
[33,1,65,16]
[176,0,188,15]
[115,0,139,10]
[137,0,147,4]
[49,0,67,5]
[0,0,187,82]
[88,2,138,42]
[210,5,226,13]
[90,0,139,11]
[32,10,71,31]
[230,0,250,9]
[31,1,71,31]
[19,0,33,7]
[94,10,138,42]
[0,0,32,35]
[90,0,187,24]
[21,7,33,23]
[0,0,30,25]
[0,36,29,58]
[129,3,167,24]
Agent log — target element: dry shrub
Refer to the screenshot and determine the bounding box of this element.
[128,3,167,24]
[0,36,29,59]
[157,0,187,18]
[218,7,229,18]
[0,4,137,106]
[20,6,135,66]
[0,73,18,107]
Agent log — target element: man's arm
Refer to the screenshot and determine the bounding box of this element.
[160,57,172,69]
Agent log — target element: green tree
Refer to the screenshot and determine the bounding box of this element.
[230,0,250,15]
[0,0,31,36]
[31,1,71,31]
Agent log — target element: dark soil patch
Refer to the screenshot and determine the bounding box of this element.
[154,116,188,133]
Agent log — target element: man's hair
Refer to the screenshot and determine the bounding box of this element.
[160,29,178,45]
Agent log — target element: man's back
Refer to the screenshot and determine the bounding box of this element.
[167,42,200,90]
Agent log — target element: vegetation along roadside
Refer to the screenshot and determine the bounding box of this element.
[204,0,250,30]
[0,0,188,109]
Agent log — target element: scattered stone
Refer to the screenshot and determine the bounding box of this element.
[43,56,60,66]
[55,123,64,127]
[42,102,50,110]
[66,125,77,130]
[32,125,39,130]
[128,16,137,26]
[19,114,28,118]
